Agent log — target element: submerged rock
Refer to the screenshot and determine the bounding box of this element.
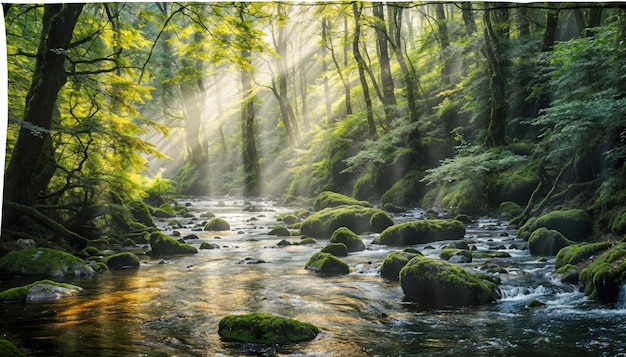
[399,256,498,308]
[373,219,466,246]
[528,228,575,256]
[440,248,472,263]
[0,280,82,302]
[218,313,320,344]
[0,248,93,278]
[305,252,349,274]
[150,232,198,255]
[330,227,365,252]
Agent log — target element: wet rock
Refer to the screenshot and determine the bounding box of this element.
[218,313,320,344]
[313,191,371,211]
[518,209,592,242]
[0,248,93,278]
[280,214,299,225]
[150,232,198,255]
[200,242,220,250]
[320,243,348,257]
[184,234,200,240]
[554,242,614,269]
[0,280,82,302]
[295,237,317,245]
[240,257,266,264]
[380,250,423,280]
[300,205,391,238]
[440,248,472,263]
[276,239,292,247]
[103,252,140,269]
[400,256,498,308]
[373,219,465,246]
[305,252,349,274]
[330,227,365,252]
[528,228,575,256]
[579,245,626,303]
[268,226,291,236]
[204,217,231,231]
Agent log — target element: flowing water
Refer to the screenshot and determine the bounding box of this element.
[2,198,626,356]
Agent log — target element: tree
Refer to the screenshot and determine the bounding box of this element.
[352,2,377,138]
[372,3,397,123]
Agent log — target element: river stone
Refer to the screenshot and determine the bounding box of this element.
[579,245,626,303]
[300,205,391,238]
[373,219,466,246]
[399,256,498,308]
[281,214,299,225]
[268,226,291,236]
[380,250,423,280]
[329,227,365,252]
[0,248,93,278]
[440,248,472,263]
[320,243,348,257]
[103,252,140,269]
[313,191,371,211]
[305,252,349,274]
[555,242,614,269]
[203,217,231,231]
[518,209,592,242]
[150,232,198,255]
[528,228,575,256]
[0,280,82,302]
[218,313,320,344]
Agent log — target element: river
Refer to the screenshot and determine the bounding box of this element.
[2,197,626,356]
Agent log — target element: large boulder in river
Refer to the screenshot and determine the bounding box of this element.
[300,205,391,238]
[150,232,197,255]
[203,217,231,231]
[380,250,423,280]
[0,280,82,302]
[372,219,465,246]
[579,245,626,303]
[528,228,575,256]
[0,248,93,278]
[330,227,365,252]
[305,252,350,275]
[518,209,592,242]
[320,243,348,257]
[555,242,614,269]
[313,191,371,211]
[103,252,140,269]
[218,313,320,344]
[399,256,498,308]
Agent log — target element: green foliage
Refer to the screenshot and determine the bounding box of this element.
[0,339,26,357]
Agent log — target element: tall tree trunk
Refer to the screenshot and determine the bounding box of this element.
[434,3,451,86]
[483,4,507,148]
[321,17,333,123]
[180,78,206,166]
[4,4,84,227]
[353,2,376,138]
[461,2,477,36]
[373,3,397,123]
[540,9,559,52]
[584,7,603,37]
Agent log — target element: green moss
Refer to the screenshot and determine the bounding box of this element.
[167,219,183,228]
[555,242,614,269]
[80,246,101,257]
[380,251,422,280]
[300,205,389,238]
[373,219,466,246]
[518,209,592,242]
[268,226,291,236]
[498,201,523,217]
[370,211,394,233]
[0,280,80,302]
[0,248,93,278]
[149,232,198,256]
[320,243,348,257]
[488,163,538,206]
[527,299,545,308]
[305,252,349,274]
[472,251,512,259]
[383,202,405,213]
[159,203,177,217]
[329,227,365,252]
[295,237,318,245]
[439,248,472,262]
[279,213,299,225]
[218,313,320,344]
[579,246,626,302]
[313,191,371,211]
[528,228,575,256]
[204,217,231,231]
[103,252,140,269]
[0,339,26,357]
[129,201,155,227]
[379,170,425,208]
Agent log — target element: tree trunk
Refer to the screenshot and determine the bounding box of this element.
[353,2,376,138]
[434,3,451,85]
[321,17,333,124]
[540,9,559,52]
[240,56,260,196]
[373,3,397,123]
[4,4,84,227]
[275,3,299,145]
[584,7,603,37]
[483,4,507,148]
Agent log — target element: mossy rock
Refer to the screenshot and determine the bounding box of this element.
[472,251,512,259]
[0,280,82,302]
[295,237,318,245]
[329,227,365,252]
[498,201,523,217]
[320,243,348,257]
[370,211,394,233]
[103,252,140,269]
[313,191,371,211]
[279,213,299,225]
[488,163,539,206]
[300,205,390,238]
[373,219,466,246]
[149,232,198,255]
[454,214,473,224]
[380,169,425,208]
[527,299,545,308]
[555,242,614,269]
[203,217,231,231]
[268,226,291,237]
[200,242,220,250]
[0,248,93,278]
[380,250,423,280]
[518,209,592,242]
[445,240,470,250]
[439,248,472,263]
[579,245,626,303]
[129,201,156,227]
[79,246,101,258]
[554,263,580,284]
[528,228,575,256]
[158,203,177,217]
[167,219,183,229]
[0,339,26,357]
[305,252,349,274]
[399,256,498,308]
[218,313,320,344]
[383,202,405,213]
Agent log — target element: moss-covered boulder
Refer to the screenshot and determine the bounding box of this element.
[579,245,626,303]
[305,252,349,274]
[129,200,156,227]
[300,205,390,238]
[439,248,472,263]
[218,313,320,344]
[380,169,425,208]
[518,209,592,242]
[0,280,82,302]
[0,248,93,278]
[555,242,614,269]
[370,211,394,233]
[399,256,498,308]
[200,242,220,250]
[280,213,299,225]
[329,227,365,252]
[268,226,291,236]
[320,243,348,257]
[150,232,198,255]
[373,219,466,246]
[103,252,140,269]
[0,339,25,357]
[528,228,575,256]
[498,201,523,217]
[203,217,231,231]
[380,250,423,280]
[313,191,371,211]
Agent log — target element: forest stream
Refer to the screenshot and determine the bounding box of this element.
[2,197,626,356]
